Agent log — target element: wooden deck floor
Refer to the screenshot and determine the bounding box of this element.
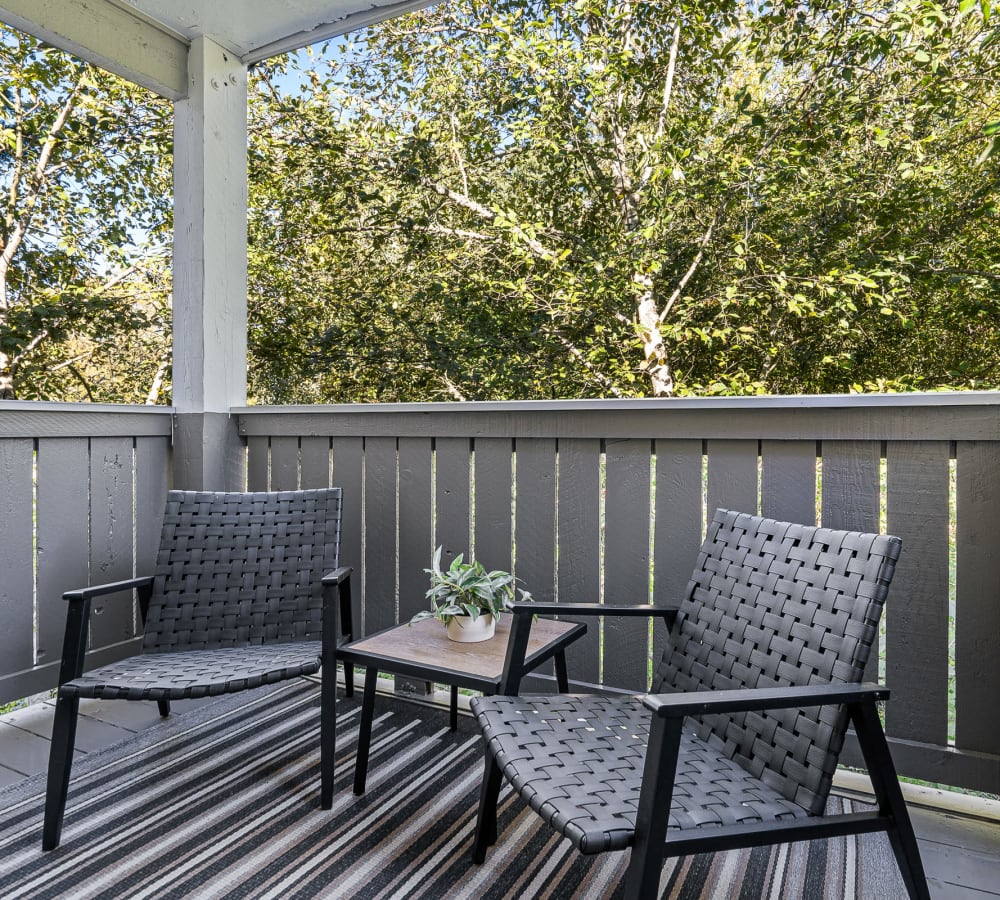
[2,690,999,898]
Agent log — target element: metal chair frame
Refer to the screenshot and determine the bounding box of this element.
[471,509,929,900]
[42,488,352,851]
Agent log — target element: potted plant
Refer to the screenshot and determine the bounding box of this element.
[410,546,531,642]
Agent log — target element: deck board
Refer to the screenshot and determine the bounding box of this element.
[0,694,218,778]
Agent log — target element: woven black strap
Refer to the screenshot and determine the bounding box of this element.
[63,489,342,701]
[472,693,808,854]
[143,489,342,652]
[62,642,322,700]
[655,509,901,814]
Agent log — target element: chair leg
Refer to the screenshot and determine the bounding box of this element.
[471,754,503,863]
[343,661,354,698]
[353,667,378,796]
[623,714,683,900]
[886,814,932,900]
[852,700,931,900]
[42,693,81,851]
[157,699,171,717]
[554,650,569,693]
[321,650,337,809]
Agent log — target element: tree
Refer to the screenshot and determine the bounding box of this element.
[0,26,173,402]
[247,0,999,401]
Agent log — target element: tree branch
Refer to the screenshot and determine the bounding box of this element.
[9,327,50,369]
[554,331,625,397]
[415,364,466,401]
[639,23,681,191]
[658,211,720,324]
[146,357,169,405]
[417,176,558,261]
[1,64,89,275]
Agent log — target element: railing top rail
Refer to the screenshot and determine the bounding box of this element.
[234,391,1000,416]
[0,401,175,414]
[0,402,174,438]
[235,393,1000,442]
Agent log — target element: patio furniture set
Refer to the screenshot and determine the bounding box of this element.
[40,488,930,899]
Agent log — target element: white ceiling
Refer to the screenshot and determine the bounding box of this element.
[0,0,438,97]
[116,0,438,63]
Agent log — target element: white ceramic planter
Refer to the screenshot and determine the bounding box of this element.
[446,613,496,643]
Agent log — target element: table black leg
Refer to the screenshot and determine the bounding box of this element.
[450,684,459,731]
[554,651,569,693]
[354,666,378,796]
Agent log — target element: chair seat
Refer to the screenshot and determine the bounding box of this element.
[61,641,323,701]
[472,693,808,854]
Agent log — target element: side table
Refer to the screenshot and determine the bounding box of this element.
[338,612,586,794]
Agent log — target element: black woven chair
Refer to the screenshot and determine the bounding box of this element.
[42,488,352,851]
[471,508,929,900]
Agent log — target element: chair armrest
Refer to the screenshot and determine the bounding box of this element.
[322,566,353,586]
[57,578,153,685]
[643,682,889,719]
[321,567,354,644]
[511,601,677,621]
[63,576,155,602]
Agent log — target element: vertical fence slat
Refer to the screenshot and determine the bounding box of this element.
[435,437,471,566]
[299,436,331,488]
[514,438,556,606]
[761,440,816,524]
[363,437,397,634]
[955,441,1000,754]
[473,438,513,573]
[332,437,364,635]
[88,437,137,649]
[135,436,169,579]
[885,440,950,746]
[0,439,35,683]
[557,438,602,686]
[820,441,880,532]
[512,438,556,691]
[821,440,883,684]
[246,435,269,491]
[35,438,91,670]
[398,437,433,623]
[652,439,703,670]
[706,439,758,517]
[269,435,300,490]
[604,439,652,691]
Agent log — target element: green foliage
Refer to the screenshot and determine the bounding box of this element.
[410,546,531,625]
[4,2,999,403]
[247,0,1000,401]
[0,27,173,402]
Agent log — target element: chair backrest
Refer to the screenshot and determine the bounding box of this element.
[653,508,901,815]
[142,489,342,653]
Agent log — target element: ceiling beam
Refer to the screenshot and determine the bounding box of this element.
[242,0,438,65]
[0,0,188,99]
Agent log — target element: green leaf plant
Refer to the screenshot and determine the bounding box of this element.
[410,546,532,628]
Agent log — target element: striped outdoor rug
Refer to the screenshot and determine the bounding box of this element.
[0,681,907,899]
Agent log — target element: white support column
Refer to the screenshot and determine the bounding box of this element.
[172,37,248,491]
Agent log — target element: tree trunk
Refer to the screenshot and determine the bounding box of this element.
[0,350,14,399]
[636,282,674,397]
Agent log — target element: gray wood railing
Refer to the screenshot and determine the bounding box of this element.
[2,395,997,795]
[0,403,172,704]
[237,395,1000,795]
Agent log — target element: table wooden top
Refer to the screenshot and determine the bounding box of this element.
[340,614,583,685]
